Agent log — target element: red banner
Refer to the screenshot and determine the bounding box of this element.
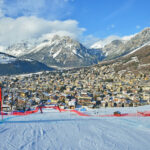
[0,87,3,120]
[0,88,2,102]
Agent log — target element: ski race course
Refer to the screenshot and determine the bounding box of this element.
[1,105,150,150]
[1,105,150,117]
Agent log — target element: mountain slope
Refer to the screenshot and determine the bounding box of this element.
[99,44,150,73]
[1,106,150,150]
[20,35,104,68]
[113,45,150,73]
[5,42,34,57]
[90,36,123,49]
[0,52,54,75]
[90,28,150,60]
[102,39,125,58]
[2,28,150,69]
[103,28,150,59]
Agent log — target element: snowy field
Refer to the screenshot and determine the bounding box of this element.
[0,105,150,150]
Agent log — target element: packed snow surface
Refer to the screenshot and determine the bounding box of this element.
[1,105,150,150]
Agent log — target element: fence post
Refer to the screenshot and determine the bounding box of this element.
[0,87,3,120]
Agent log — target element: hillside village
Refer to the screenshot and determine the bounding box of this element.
[0,61,150,112]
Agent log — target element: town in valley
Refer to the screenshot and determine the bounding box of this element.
[1,61,150,112]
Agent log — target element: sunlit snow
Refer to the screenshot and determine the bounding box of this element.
[0,105,150,150]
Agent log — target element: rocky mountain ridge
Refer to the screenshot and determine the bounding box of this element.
[0,52,54,75]
[97,44,150,74]
[20,35,104,68]
[101,28,150,59]
[1,27,150,70]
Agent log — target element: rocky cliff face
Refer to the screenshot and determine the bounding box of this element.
[114,44,150,73]
[102,28,150,59]
[98,44,150,74]
[21,35,103,68]
[102,40,125,59]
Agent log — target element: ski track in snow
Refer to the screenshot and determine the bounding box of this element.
[0,107,150,150]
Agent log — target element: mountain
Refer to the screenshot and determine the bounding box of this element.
[20,35,104,68]
[0,52,54,75]
[91,35,134,50]
[114,44,150,73]
[102,39,125,58]
[2,28,150,69]
[91,28,150,60]
[102,28,150,59]
[5,42,35,57]
[90,36,122,49]
[98,44,150,74]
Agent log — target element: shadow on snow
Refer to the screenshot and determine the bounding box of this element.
[0,118,102,124]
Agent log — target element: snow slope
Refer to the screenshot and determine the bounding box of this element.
[90,35,134,49]
[1,106,150,150]
[0,53,16,64]
[124,41,150,57]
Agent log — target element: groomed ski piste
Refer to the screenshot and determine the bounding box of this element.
[1,105,150,150]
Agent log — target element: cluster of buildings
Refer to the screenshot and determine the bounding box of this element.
[0,62,150,112]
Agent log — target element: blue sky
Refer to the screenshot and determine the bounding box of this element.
[71,0,150,37]
[0,0,150,47]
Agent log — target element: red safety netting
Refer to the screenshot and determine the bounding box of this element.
[0,87,3,120]
[1,106,150,117]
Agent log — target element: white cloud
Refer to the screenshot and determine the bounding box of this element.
[111,24,115,28]
[136,25,141,29]
[0,0,81,46]
[90,35,121,49]
[0,0,4,17]
[0,0,73,20]
[0,45,4,51]
[106,24,116,31]
[81,35,100,48]
[122,34,135,41]
[90,34,135,49]
[0,16,85,46]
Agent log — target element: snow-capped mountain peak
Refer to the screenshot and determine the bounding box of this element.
[29,35,83,58]
[91,34,135,49]
[90,36,122,49]
[5,42,35,57]
[1,27,150,69]
[91,28,150,60]
[20,35,103,68]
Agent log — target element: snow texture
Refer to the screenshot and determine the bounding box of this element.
[0,54,16,64]
[0,105,150,150]
[125,41,150,57]
[90,35,132,49]
[53,49,62,58]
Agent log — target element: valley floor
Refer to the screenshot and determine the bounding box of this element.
[0,106,150,150]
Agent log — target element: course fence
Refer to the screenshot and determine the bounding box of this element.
[1,106,150,117]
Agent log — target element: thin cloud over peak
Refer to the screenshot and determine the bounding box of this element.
[0,16,85,46]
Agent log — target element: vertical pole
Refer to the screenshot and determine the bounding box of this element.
[0,87,3,120]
